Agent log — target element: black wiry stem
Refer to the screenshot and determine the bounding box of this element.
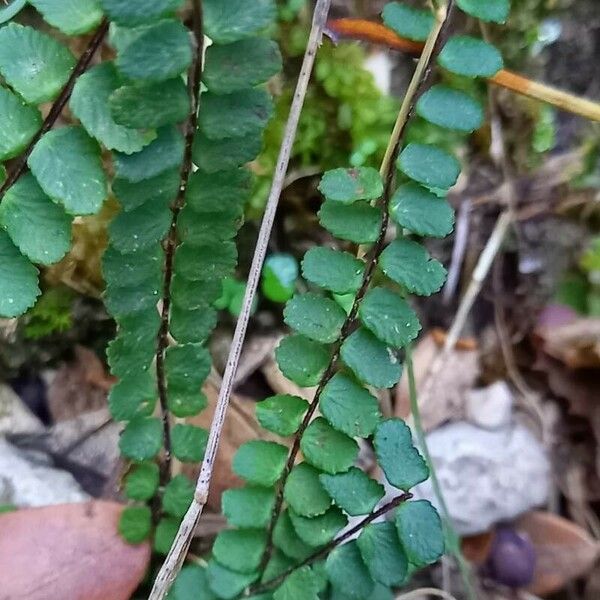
[0,19,109,202]
[260,0,455,570]
[155,1,204,486]
[248,493,412,597]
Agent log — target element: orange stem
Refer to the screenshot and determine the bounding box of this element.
[326,18,600,122]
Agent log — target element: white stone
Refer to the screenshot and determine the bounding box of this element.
[0,385,43,436]
[465,381,513,430]
[389,421,550,535]
[0,438,88,507]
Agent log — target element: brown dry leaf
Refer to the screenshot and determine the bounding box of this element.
[184,382,281,511]
[516,511,600,596]
[461,531,494,565]
[537,316,600,369]
[395,332,480,431]
[47,346,114,421]
[0,501,150,600]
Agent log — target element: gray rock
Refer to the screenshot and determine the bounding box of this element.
[465,381,513,430]
[0,438,89,507]
[0,385,43,436]
[405,422,549,535]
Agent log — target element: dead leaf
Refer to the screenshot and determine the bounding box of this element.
[47,346,114,421]
[395,332,480,431]
[536,314,600,369]
[516,511,600,596]
[0,501,150,600]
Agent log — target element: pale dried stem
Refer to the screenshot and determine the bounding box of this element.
[147,1,332,596]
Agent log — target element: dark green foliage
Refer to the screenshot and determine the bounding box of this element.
[0,0,515,593]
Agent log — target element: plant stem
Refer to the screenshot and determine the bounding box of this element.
[261,0,453,570]
[405,346,476,600]
[0,19,109,202]
[154,0,205,490]
[148,1,333,597]
[325,19,600,123]
[246,493,412,597]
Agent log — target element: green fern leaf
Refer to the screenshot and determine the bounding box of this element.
[222,486,276,529]
[233,441,288,487]
[319,373,381,437]
[318,201,382,244]
[389,182,454,238]
[380,239,447,296]
[119,416,163,461]
[273,510,313,561]
[28,126,107,215]
[289,506,347,547]
[109,78,190,129]
[206,560,259,600]
[0,23,75,104]
[416,85,484,133]
[302,247,365,294]
[155,517,180,555]
[374,419,429,491]
[204,0,276,44]
[325,541,375,600]
[255,394,309,436]
[0,87,42,160]
[70,63,156,154]
[283,293,346,344]
[29,0,103,35]
[274,566,320,600]
[359,287,421,348]
[382,3,434,41]
[0,230,40,318]
[113,126,184,182]
[162,475,194,518]
[284,463,332,517]
[456,0,510,23]
[356,522,408,586]
[213,529,267,574]
[115,19,192,82]
[320,468,385,517]
[199,90,273,140]
[397,143,460,191]
[318,167,383,204]
[98,0,183,26]
[438,35,504,78]
[275,334,330,387]
[340,328,402,389]
[108,371,156,421]
[169,565,216,600]
[192,132,263,174]
[0,174,72,265]
[124,462,160,501]
[300,417,358,474]
[171,424,208,463]
[204,38,282,94]
[118,505,152,543]
[395,500,444,566]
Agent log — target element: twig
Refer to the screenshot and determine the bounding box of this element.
[154,0,205,488]
[395,588,459,600]
[147,1,333,596]
[261,0,453,569]
[0,19,109,202]
[325,19,600,122]
[245,493,412,597]
[406,346,476,600]
[442,197,471,305]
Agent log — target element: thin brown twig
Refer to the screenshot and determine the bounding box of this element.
[261,0,454,569]
[148,2,333,596]
[246,493,412,597]
[154,1,205,487]
[0,19,109,202]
